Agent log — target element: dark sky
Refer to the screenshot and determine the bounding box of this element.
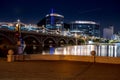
[0,0,120,32]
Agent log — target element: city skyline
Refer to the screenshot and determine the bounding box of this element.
[0,0,120,32]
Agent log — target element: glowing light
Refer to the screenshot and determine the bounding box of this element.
[109,45,114,57]
[46,13,64,18]
[100,45,107,56]
[73,21,98,24]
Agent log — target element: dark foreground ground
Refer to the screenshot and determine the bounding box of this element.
[0,59,120,80]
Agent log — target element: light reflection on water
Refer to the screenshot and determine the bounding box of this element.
[43,43,120,57]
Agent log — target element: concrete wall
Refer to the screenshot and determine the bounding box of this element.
[14,54,120,64]
[95,56,120,64]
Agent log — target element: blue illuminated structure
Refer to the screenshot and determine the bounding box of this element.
[45,9,64,31]
[51,8,54,26]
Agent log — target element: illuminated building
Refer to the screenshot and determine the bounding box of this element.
[45,12,64,31]
[103,26,114,40]
[70,21,100,37]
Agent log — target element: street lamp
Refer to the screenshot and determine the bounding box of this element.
[15,19,21,45]
[15,19,24,55]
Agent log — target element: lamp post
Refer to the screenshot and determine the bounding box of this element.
[15,19,21,45]
[15,19,23,55]
[15,20,20,40]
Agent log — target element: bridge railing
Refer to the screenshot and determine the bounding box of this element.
[0,26,73,37]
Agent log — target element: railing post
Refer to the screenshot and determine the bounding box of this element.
[7,49,14,62]
[91,50,96,63]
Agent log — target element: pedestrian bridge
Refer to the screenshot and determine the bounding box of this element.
[0,29,78,57]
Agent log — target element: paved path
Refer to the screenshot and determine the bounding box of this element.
[0,59,120,80]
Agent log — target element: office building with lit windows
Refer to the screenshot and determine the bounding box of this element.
[70,21,100,37]
[45,13,64,31]
[103,26,114,40]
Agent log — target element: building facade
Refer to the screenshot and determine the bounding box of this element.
[103,26,114,40]
[45,13,64,31]
[70,21,100,37]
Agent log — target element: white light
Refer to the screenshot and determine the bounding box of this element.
[109,45,113,57]
[17,19,20,23]
[46,13,64,18]
[72,21,98,25]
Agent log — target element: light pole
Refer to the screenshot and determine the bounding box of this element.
[15,19,23,55]
[15,19,21,45]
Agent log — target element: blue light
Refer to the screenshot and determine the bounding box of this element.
[51,8,54,26]
[51,8,54,13]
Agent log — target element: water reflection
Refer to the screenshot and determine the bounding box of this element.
[42,43,120,57]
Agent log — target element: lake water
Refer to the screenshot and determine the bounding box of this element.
[42,43,120,57]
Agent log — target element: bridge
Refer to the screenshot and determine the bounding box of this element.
[0,28,83,57]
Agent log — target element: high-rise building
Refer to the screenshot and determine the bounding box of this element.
[103,26,114,40]
[69,21,100,37]
[45,13,64,31]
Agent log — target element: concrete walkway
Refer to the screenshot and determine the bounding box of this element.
[0,59,120,80]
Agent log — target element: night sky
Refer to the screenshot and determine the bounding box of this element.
[0,0,120,32]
